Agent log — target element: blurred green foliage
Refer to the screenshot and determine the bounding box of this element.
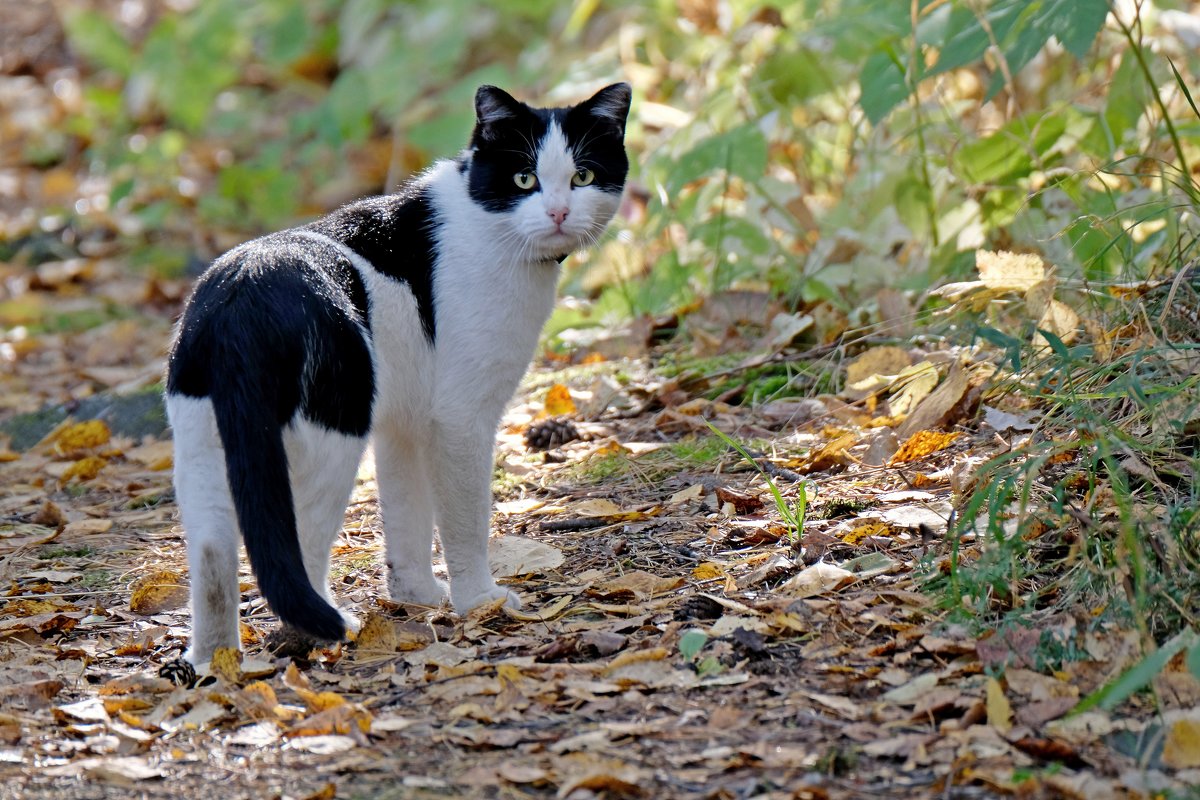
[49,0,1200,316]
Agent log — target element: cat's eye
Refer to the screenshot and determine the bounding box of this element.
[514,172,538,190]
[572,168,595,187]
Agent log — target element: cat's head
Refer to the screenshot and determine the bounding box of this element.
[465,83,631,261]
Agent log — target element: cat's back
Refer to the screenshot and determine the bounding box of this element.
[167,229,373,406]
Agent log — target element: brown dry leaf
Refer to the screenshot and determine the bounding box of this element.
[889,430,961,464]
[976,249,1046,292]
[986,677,1013,734]
[889,362,940,418]
[543,384,577,417]
[1034,299,1080,348]
[354,612,398,653]
[571,498,650,521]
[845,346,911,387]
[3,597,77,615]
[504,594,573,622]
[124,440,173,470]
[489,535,564,577]
[286,702,371,738]
[801,431,859,472]
[129,569,188,614]
[893,363,973,440]
[61,518,114,536]
[300,784,336,800]
[779,562,854,598]
[0,611,84,636]
[591,570,683,600]
[50,419,111,455]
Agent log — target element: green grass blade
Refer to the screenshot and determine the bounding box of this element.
[1072,629,1198,714]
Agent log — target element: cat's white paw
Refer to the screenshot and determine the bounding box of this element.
[339,610,361,636]
[389,576,451,608]
[451,582,522,613]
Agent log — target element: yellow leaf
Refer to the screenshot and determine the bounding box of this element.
[986,677,1013,734]
[603,647,669,674]
[60,455,107,483]
[1164,716,1200,768]
[286,703,371,737]
[354,613,398,653]
[845,346,911,388]
[888,362,940,418]
[496,663,524,683]
[839,520,892,546]
[504,594,573,622]
[889,430,961,464]
[591,439,630,457]
[129,569,188,614]
[51,420,111,455]
[976,249,1046,292]
[210,647,242,684]
[1034,299,1079,348]
[692,562,726,581]
[543,384,577,417]
[237,681,279,719]
[102,697,153,715]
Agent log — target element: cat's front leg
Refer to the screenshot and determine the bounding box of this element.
[431,420,521,612]
[376,427,450,607]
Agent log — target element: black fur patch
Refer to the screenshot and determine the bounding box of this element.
[309,188,440,343]
[166,234,375,438]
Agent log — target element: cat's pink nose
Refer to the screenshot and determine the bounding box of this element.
[548,207,569,226]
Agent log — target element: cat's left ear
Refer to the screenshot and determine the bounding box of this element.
[578,83,632,132]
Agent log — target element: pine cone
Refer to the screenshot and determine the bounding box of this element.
[524,417,581,451]
[158,657,197,687]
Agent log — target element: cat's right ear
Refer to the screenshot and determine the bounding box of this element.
[474,86,524,142]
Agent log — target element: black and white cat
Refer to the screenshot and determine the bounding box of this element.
[166,83,631,664]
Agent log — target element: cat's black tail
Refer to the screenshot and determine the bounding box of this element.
[209,371,346,644]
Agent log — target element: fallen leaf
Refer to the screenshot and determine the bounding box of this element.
[50,419,111,455]
[489,535,564,577]
[882,673,940,705]
[354,613,398,654]
[981,405,1037,433]
[845,346,912,387]
[778,562,854,598]
[210,647,242,684]
[129,569,188,614]
[60,455,108,482]
[61,518,114,536]
[494,498,546,515]
[543,384,577,417]
[977,249,1046,292]
[986,677,1013,734]
[591,570,683,600]
[1163,714,1200,769]
[889,430,961,464]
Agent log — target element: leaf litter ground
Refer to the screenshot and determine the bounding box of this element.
[2,286,1199,800]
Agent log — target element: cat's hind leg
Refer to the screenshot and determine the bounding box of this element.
[167,395,241,665]
[284,418,368,634]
